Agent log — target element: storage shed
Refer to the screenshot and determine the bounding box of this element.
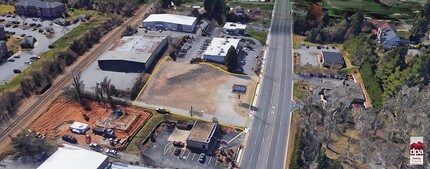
[69,122,90,134]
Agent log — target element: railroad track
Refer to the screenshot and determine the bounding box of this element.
[0,4,152,141]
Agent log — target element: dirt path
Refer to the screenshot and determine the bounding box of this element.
[0,4,154,154]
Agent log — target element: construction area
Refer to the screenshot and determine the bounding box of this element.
[135,59,256,126]
[30,99,151,149]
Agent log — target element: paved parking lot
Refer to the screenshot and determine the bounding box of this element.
[295,45,340,66]
[0,16,80,84]
[144,126,222,169]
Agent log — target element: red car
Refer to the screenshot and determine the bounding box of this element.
[174,148,181,156]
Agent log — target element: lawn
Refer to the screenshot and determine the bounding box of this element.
[0,10,111,91]
[323,0,422,19]
[0,5,14,14]
[293,81,310,102]
[246,29,268,45]
[124,112,192,155]
[6,37,21,56]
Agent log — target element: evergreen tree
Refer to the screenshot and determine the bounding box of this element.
[224,46,238,71]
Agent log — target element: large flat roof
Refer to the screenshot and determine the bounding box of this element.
[223,22,247,30]
[203,38,240,57]
[143,14,197,26]
[37,144,107,169]
[15,0,64,8]
[98,36,166,64]
[187,121,217,143]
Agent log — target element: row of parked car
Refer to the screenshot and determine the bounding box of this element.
[61,135,121,158]
[302,73,351,80]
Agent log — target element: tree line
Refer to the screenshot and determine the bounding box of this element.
[0,17,123,126]
[68,0,138,17]
[293,85,430,168]
[294,9,369,43]
[409,1,430,43]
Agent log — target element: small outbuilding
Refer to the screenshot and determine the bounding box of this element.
[69,121,90,134]
[321,51,345,69]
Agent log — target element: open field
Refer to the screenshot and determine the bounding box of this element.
[6,37,21,55]
[30,99,151,148]
[293,0,423,20]
[0,5,14,14]
[136,59,256,126]
[293,81,310,102]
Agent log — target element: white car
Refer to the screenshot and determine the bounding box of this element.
[105,149,121,158]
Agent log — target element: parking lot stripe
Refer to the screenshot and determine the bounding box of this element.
[170,149,175,156]
[191,153,196,161]
[208,156,212,165]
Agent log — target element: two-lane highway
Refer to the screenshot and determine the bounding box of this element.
[240,0,293,168]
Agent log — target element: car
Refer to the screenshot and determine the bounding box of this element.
[316,46,321,49]
[332,46,336,49]
[317,74,323,78]
[36,24,41,27]
[8,58,15,62]
[12,25,18,28]
[62,135,77,144]
[306,46,309,49]
[32,28,37,31]
[13,55,20,58]
[13,69,21,74]
[173,141,185,147]
[10,31,15,35]
[329,74,335,78]
[105,149,121,158]
[309,73,315,77]
[198,153,205,163]
[0,19,5,22]
[29,23,36,27]
[174,148,181,156]
[24,61,32,65]
[38,29,43,33]
[89,143,104,152]
[322,74,328,78]
[155,108,170,114]
[20,34,25,37]
[5,24,10,27]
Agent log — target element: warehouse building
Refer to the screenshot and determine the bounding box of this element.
[222,22,247,35]
[203,38,240,63]
[186,121,217,154]
[142,14,197,33]
[98,35,168,73]
[37,144,109,169]
[15,0,66,18]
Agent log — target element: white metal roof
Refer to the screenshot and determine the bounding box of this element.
[223,22,247,30]
[98,36,167,64]
[37,144,108,169]
[143,14,197,26]
[69,121,88,130]
[203,38,240,57]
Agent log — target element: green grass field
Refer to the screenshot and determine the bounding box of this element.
[293,0,423,20]
[293,81,309,101]
[6,37,21,56]
[0,5,14,14]
[246,30,268,45]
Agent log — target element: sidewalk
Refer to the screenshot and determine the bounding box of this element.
[132,101,246,127]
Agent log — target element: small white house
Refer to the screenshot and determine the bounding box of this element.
[69,122,90,134]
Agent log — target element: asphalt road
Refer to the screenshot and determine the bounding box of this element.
[240,0,293,168]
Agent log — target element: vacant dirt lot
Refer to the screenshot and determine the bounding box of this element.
[138,59,256,123]
[30,99,151,147]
